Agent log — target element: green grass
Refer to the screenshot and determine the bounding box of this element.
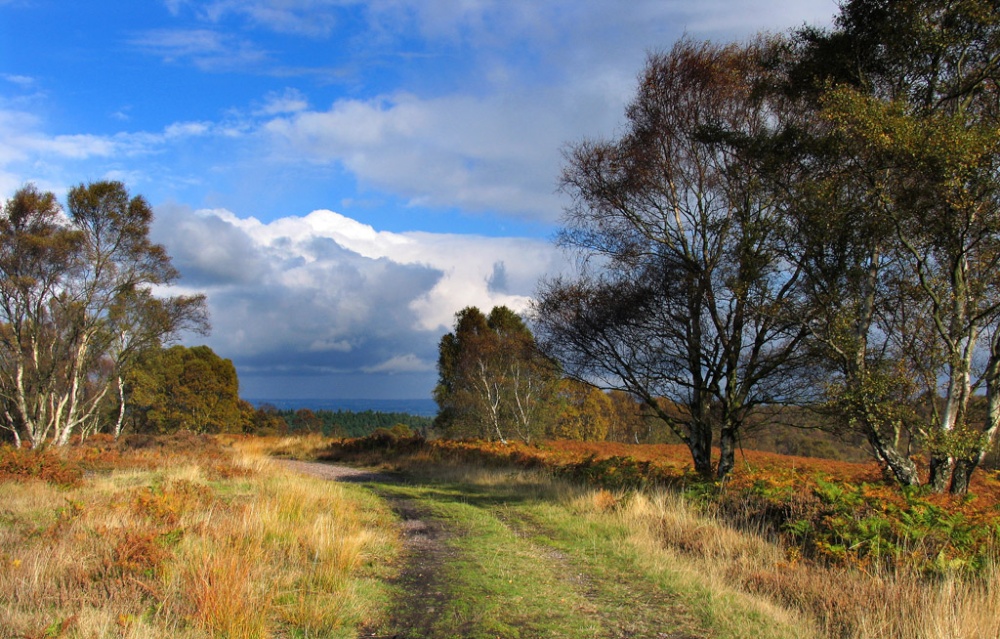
[361,466,814,639]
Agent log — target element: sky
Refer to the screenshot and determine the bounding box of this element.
[0,0,839,402]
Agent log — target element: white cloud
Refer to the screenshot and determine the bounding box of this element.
[111,107,132,122]
[164,121,213,138]
[0,109,117,167]
[0,108,235,202]
[2,74,35,87]
[244,1,837,222]
[163,0,187,16]
[7,0,839,226]
[3,0,842,400]
[185,0,345,37]
[153,204,567,390]
[363,353,435,374]
[254,89,310,116]
[262,90,598,220]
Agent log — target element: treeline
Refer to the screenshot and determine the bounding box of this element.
[123,345,434,439]
[260,406,433,438]
[431,305,883,464]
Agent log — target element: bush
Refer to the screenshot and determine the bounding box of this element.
[318,427,427,459]
[557,454,667,490]
[0,446,83,487]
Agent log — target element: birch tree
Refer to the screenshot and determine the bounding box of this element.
[534,38,810,479]
[0,181,208,447]
[434,306,557,443]
[787,0,1000,493]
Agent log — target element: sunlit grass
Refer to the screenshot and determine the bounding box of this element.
[10,431,993,639]
[0,438,400,639]
[320,433,1000,639]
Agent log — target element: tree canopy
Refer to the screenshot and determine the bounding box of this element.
[534,0,1000,491]
[535,37,810,478]
[434,306,558,443]
[0,181,208,447]
[781,0,1000,494]
[127,345,239,435]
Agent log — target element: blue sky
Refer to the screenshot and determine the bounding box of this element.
[1,0,838,401]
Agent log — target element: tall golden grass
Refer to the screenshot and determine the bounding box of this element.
[612,489,1000,639]
[0,437,399,639]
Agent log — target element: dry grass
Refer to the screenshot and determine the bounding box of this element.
[321,429,1000,639]
[0,437,399,639]
[389,437,1000,639]
[316,431,1000,639]
[232,433,332,461]
[612,488,1000,639]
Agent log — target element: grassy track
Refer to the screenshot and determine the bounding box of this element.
[5,435,997,638]
[354,465,814,639]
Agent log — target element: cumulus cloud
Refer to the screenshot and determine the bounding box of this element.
[3,0,841,400]
[153,204,568,397]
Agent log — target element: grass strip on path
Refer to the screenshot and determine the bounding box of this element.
[355,464,815,639]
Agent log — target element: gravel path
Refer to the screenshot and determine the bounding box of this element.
[275,458,394,483]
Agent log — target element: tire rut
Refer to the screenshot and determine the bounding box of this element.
[280,459,706,639]
[276,459,457,639]
[363,497,457,639]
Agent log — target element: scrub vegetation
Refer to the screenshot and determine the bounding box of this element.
[0,434,398,639]
[3,431,999,638]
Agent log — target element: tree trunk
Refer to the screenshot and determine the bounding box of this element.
[3,413,22,449]
[868,430,921,487]
[949,458,977,495]
[928,454,952,493]
[113,375,127,440]
[717,426,737,479]
[689,421,714,478]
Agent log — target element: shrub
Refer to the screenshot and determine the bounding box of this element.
[0,446,83,487]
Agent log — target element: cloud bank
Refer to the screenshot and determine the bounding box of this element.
[2,0,841,400]
[153,204,567,398]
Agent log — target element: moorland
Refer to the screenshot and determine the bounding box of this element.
[2,430,998,639]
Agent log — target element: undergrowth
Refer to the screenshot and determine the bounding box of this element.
[312,432,1000,576]
[0,433,399,639]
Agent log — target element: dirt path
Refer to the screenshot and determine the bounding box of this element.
[275,458,799,639]
[276,458,393,484]
[276,459,456,639]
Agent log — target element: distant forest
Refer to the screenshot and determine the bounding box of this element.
[265,406,433,439]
